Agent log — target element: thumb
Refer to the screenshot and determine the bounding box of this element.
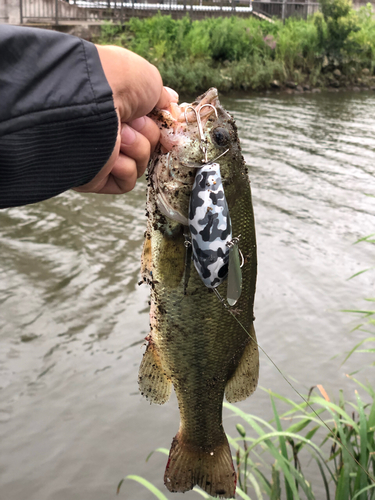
[156,87,179,109]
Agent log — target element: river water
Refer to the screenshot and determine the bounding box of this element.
[0,91,374,500]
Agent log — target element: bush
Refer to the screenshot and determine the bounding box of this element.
[350,4,375,71]
[96,10,375,93]
[319,0,360,56]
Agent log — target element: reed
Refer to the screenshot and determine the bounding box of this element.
[342,230,375,374]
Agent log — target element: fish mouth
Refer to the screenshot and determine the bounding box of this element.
[149,88,224,225]
[149,87,220,154]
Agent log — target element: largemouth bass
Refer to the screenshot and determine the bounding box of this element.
[139,88,259,498]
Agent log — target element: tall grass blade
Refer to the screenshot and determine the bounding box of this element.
[346,374,375,398]
[313,456,331,500]
[247,472,264,500]
[117,475,169,499]
[341,309,375,317]
[347,268,374,280]
[146,447,169,462]
[263,388,311,415]
[368,400,375,444]
[226,403,300,495]
[286,418,316,435]
[270,394,293,500]
[226,408,301,497]
[354,234,375,244]
[236,487,253,500]
[192,486,215,498]
[287,466,315,500]
[252,468,272,496]
[335,463,350,500]
[308,397,359,432]
[355,391,368,500]
[342,337,375,364]
[224,402,279,433]
[304,425,321,442]
[352,484,375,499]
[247,431,333,496]
[270,464,281,500]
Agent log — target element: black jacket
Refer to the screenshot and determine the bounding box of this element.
[0,25,118,209]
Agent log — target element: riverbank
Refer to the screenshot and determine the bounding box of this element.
[96,3,375,94]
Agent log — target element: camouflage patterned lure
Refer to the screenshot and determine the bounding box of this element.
[189,162,232,288]
[139,88,258,498]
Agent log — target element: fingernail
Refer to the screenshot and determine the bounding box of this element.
[165,86,179,102]
[129,116,146,132]
[121,124,136,145]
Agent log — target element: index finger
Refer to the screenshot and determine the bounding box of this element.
[129,116,160,155]
[120,124,151,178]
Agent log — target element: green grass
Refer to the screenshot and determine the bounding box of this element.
[343,230,375,373]
[96,3,375,94]
[118,380,375,499]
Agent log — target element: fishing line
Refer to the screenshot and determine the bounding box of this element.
[213,288,375,485]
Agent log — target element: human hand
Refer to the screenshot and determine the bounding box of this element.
[74,45,178,195]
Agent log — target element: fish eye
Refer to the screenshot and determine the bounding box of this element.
[212,127,231,147]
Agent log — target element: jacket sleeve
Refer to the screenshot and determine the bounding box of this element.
[0,26,119,209]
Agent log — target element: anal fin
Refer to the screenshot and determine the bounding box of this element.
[138,340,171,405]
[225,324,259,403]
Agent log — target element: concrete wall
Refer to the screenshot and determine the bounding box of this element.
[1,0,21,24]
[0,0,8,22]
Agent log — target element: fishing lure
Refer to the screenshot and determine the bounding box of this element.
[185,104,243,306]
[188,162,232,288]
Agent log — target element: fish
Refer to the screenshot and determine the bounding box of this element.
[138,88,259,499]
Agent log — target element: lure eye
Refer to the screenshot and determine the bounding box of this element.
[212,127,231,147]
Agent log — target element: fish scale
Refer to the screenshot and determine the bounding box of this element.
[139,88,258,498]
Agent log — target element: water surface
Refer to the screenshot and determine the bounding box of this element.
[0,91,374,500]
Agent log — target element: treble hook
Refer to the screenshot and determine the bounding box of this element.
[184,104,218,163]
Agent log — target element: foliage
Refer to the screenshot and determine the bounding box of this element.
[318,0,360,56]
[97,9,375,93]
[275,16,321,74]
[350,4,375,71]
[118,381,375,499]
[230,383,375,500]
[222,57,286,91]
[343,232,375,371]
[342,301,375,371]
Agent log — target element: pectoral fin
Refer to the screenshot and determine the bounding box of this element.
[225,325,259,403]
[138,340,171,405]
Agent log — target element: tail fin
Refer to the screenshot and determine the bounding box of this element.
[164,431,236,499]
